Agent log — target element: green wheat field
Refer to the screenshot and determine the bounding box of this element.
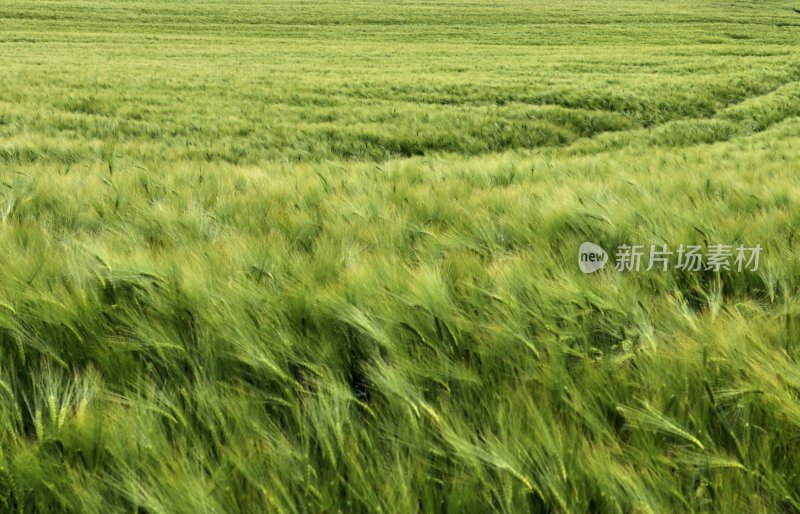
[2,0,800,512]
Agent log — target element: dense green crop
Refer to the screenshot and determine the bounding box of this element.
[1,1,800,512]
